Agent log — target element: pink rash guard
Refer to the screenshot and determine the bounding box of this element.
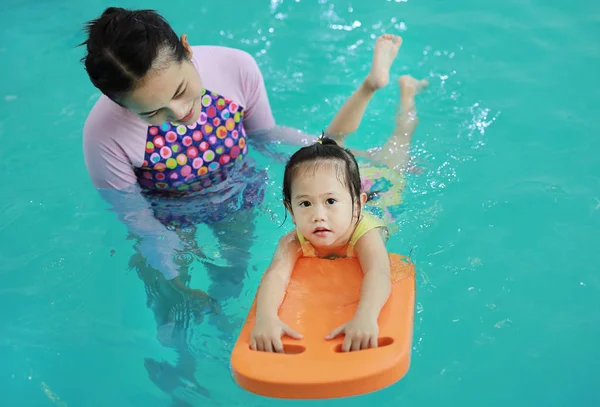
[82,45,312,280]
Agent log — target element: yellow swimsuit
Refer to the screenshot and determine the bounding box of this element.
[295,212,409,283]
[295,212,388,258]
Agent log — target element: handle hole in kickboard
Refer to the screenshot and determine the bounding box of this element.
[333,336,394,352]
[249,344,306,354]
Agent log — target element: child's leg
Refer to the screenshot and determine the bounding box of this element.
[361,75,429,171]
[325,34,402,145]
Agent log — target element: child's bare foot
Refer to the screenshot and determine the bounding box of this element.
[398,75,428,112]
[365,34,403,90]
[398,75,429,96]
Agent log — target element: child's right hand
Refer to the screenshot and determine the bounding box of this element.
[250,316,302,353]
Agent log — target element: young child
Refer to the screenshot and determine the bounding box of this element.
[249,34,428,353]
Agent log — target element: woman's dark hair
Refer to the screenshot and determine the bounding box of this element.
[79,7,188,103]
[282,136,363,220]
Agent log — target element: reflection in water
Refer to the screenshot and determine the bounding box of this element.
[144,357,210,407]
[128,209,258,405]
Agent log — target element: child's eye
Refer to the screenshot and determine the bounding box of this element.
[299,201,311,207]
[326,198,337,205]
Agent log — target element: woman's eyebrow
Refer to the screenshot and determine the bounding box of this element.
[139,80,185,115]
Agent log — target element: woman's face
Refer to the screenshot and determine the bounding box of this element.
[121,35,203,126]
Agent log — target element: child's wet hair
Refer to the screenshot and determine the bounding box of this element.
[79,7,188,103]
[282,136,362,219]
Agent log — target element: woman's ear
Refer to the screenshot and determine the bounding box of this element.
[180,34,193,59]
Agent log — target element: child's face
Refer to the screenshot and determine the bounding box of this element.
[288,162,366,253]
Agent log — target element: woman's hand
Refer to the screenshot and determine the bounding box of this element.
[188,288,221,314]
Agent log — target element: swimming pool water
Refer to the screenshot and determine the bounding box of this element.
[1,0,599,406]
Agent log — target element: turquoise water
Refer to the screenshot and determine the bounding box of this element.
[2,0,599,405]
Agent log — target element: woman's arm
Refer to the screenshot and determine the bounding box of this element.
[235,50,318,147]
[97,186,184,281]
[83,108,185,282]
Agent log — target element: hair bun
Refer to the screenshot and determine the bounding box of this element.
[319,136,339,146]
[101,7,127,18]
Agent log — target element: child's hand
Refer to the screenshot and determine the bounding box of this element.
[250,316,302,353]
[325,314,379,352]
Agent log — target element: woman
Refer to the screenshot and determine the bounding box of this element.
[81,7,311,303]
[80,6,313,403]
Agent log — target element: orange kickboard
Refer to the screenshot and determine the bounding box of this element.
[230,253,416,399]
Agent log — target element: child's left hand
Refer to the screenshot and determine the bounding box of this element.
[325,314,379,352]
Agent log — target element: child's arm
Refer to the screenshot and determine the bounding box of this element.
[325,228,391,351]
[251,231,303,352]
[353,228,392,319]
[255,231,301,317]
